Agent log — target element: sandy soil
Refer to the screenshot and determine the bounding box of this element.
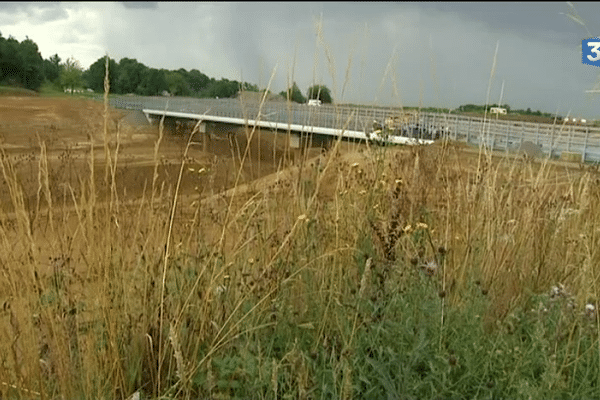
[0,94,592,277]
[0,95,327,211]
[0,95,588,215]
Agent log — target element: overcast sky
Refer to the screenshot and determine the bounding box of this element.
[2,2,600,118]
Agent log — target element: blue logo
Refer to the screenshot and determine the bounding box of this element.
[583,37,600,67]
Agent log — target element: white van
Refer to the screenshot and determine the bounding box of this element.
[307,99,322,107]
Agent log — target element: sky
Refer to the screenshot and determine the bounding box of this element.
[1,2,600,118]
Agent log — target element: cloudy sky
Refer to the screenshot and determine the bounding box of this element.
[2,2,600,118]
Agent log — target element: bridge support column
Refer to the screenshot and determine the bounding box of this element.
[289,133,301,149]
[144,112,153,124]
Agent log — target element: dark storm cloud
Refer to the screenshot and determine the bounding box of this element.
[120,2,159,10]
[418,2,599,48]
[0,2,68,23]
[2,2,599,117]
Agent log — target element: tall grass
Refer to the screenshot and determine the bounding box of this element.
[1,26,600,400]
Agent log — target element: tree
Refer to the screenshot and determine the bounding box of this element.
[0,34,44,90]
[43,54,62,83]
[204,78,240,98]
[186,69,210,95]
[137,68,168,96]
[116,57,147,94]
[239,82,259,92]
[60,57,83,93]
[166,70,190,96]
[281,82,306,103]
[18,38,44,90]
[307,84,332,104]
[84,56,119,93]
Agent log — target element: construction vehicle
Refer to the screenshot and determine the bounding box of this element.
[384,110,419,131]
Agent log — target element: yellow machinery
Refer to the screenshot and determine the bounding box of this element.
[385,110,419,131]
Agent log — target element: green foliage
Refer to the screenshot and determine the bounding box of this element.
[511,107,556,118]
[137,68,169,96]
[280,81,306,103]
[458,103,511,113]
[162,248,600,399]
[0,33,44,90]
[43,54,62,84]
[0,30,266,99]
[17,38,44,90]
[84,56,119,92]
[60,57,83,93]
[116,57,147,94]
[203,78,240,98]
[166,70,190,96]
[457,103,560,119]
[240,81,259,92]
[186,68,210,94]
[307,84,333,103]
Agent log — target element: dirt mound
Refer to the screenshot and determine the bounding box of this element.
[237,91,286,103]
[518,140,543,158]
[0,86,39,97]
[119,109,151,126]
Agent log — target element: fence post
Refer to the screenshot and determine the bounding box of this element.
[491,119,498,150]
[466,117,471,144]
[455,115,459,141]
[582,126,590,163]
[550,124,555,159]
[505,121,510,152]
[520,122,525,148]
[568,124,573,153]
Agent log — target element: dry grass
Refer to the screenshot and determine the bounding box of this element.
[1,93,600,397]
[1,18,600,397]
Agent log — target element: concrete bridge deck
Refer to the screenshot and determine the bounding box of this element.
[105,96,600,162]
[142,108,435,147]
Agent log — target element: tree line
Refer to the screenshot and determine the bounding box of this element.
[457,103,558,119]
[0,32,334,103]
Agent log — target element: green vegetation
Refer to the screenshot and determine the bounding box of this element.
[84,56,119,93]
[0,85,38,96]
[0,34,268,99]
[0,31,333,104]
[59,57,84,94]
[43,53,62,84]
[457,103,559,119]
[457,103,511,113]
[2,113,600,398]
[3,9,600,396]
[279,81,306,104]
[0,32,44,90]
[307,84,333,104]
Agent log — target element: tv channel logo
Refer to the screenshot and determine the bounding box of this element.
[583,37,600,67]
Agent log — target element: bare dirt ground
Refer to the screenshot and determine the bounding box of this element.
[0,95,595,277]
[0,95,328,211]
[1,95,592,213]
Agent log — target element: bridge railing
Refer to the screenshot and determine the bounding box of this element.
[105,95,600,163]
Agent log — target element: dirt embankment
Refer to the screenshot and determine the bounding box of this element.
[0,95,323,211]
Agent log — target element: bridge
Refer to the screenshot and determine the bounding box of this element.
[106,96,600,163]
[140,109,433,149]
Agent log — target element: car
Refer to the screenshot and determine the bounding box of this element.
[307,99,322,107]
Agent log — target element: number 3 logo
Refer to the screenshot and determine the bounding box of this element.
[583,38,600,67]
[588,42,600,62]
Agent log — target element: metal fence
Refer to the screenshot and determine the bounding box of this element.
[103,95,600,163]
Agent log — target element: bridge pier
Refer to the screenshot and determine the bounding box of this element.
[144,112,357,159]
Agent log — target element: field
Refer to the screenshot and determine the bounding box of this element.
[1,93,600,399]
